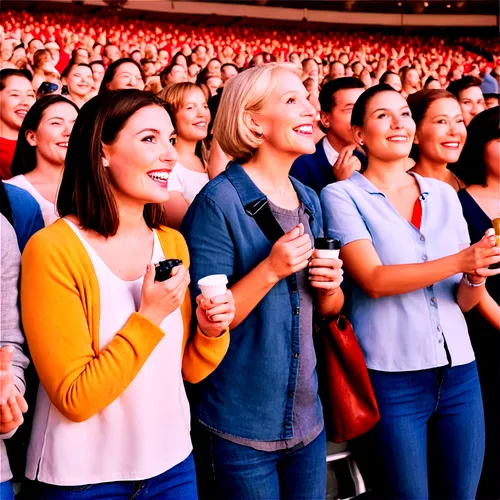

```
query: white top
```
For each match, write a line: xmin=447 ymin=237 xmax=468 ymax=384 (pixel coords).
xmin=322 ymin=137 xmax=339 ymax=167
xmin=26 ymin=219 xmax=192 ymax=485
xmin=168 ymin=162 xmax=209 ymax=204
xmin=5 ymin=175 xmax=58 ymax=227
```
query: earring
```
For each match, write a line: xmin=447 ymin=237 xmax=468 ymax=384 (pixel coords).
xmin=102 ymin=158 xmax=109 ymax=167
xmin=359 ymin=140 xmax=364 ymax=146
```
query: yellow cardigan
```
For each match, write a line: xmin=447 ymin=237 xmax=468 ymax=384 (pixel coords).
xmin=21 ymin=219 xmax=229 ymax=423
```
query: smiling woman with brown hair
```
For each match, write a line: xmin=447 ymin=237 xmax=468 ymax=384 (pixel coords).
xmin=407 ymin=88 xmax=467 ymax=191
xmin=20 ymin=90 xmax=233 ymax=499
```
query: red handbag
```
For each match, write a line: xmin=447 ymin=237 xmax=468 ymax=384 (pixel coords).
xmin=315 ymin=315 xmax=380 ymax=443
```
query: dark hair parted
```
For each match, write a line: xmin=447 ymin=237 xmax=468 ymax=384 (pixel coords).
xmin=57 ymin=90 xmax=169 ymax=238
xmin=0 ymin=68 xmax=32 ymax=89
xmin=447 ymin=76 xmax=482 ymax=100
xmin=98 ymin=58 xmax=145 ymax=94
xmin=380 ymin=71 xmax=399 ymax=85
xmin=407 ymin=89 xmax=458 ymax=161
xmin=451 ymin=106 xmax=500 ymax=187
xmin=350 ymin=83 xmax=398 ymax=128
xmin=61 ymin=62 xmax=92 ymax=80
xmin=10 ymin=95 xmax=79 ymax=177
xmin=319 ymin=77 xmax=365 ymax=114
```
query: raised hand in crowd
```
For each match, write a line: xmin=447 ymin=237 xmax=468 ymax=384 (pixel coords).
xmin=332 ymin=144 xmax=362 ymax=182
xmin=0 ymin=347 xmax=28 ymax=436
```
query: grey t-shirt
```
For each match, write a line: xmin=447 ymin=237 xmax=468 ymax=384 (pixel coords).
xmin=209 ymin=201 xmax=323 ymax=451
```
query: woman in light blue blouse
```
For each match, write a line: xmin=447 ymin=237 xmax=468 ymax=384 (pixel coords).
xmin=321 ymin=84 xmax=500 ymax=500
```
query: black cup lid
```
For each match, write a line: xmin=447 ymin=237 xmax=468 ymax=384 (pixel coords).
xmin=314 ymin=237 xmax=341 ymax=250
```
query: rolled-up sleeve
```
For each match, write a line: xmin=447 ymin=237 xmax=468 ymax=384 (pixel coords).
xmin=321 ymin=182 xmax=372 ymax=246
xmin=181 ymin=193 xmax=235 ymax=302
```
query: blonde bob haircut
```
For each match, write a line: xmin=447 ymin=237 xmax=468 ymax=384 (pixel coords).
xmin=213 ymin=63 xmax=301 ymax=164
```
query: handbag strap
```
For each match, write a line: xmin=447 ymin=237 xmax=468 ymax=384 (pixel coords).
xmin=244 ymin=198 xmax=285 ymax=244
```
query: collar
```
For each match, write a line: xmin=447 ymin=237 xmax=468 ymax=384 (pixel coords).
xmin=349 ymin=170 xmax=432 ymax=199
xmin=322 ymin=136 xmax=339 ymax=166
xmin=224 ymin=162 xmax=316 ymax=221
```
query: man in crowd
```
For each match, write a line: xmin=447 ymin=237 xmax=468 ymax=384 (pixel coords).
xmin=160 ymin=63 xmax=187 ymax=87
xmin=290 ymin=77 xmax=366 ymax=195
xmin=322 ymin=60 xmax=345 ymax=85
xmin=10 ymin=45 xmax=29 ymax=70
xmin=26 ymin=38 xmax=44 ymax=65
xmin=220 ymin=63 xmax=238 ymax=84
xmin=447 ymin=76 xmax=486 ymax=126
xmin=102 ymin=44 xmax=121 ymax=67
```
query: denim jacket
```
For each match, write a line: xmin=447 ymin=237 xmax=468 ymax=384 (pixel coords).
xmin=181 ymin=163 xmax=323 ymax=441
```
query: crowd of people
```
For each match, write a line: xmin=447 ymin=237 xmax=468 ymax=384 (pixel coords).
xmin=0 ymin=7 xmax=499 ymax=500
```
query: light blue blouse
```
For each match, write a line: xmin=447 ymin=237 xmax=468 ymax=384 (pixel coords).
xmin=321 ymin=171 xmax=475 ymax=372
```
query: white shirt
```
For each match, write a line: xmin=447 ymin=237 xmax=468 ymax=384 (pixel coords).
xmin=5 ymin=175 xmax=58 ymax=227
xmin=322 ymin=137 xmax=339 ymax=167
xmin=168 ymin=162 xmax=209 ymax=204
xmin=26 ymin=220 xmax=192 ymax=485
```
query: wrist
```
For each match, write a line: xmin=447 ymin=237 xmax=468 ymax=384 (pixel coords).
xmin=262 ymin=258 xmax=281 ymax=286
xmin=199 ymin=325 xmax=225 ymax=338
xmin=462 ymin=273 xmax=486 ymax=288
xmin=138 ymin=307 xmax=163 ymax=326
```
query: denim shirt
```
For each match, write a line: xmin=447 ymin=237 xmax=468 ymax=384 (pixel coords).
xmin=321 ymin=171 xmax=475 ymax=372
xmin=181 ymin=163 xmax=324 ymax=441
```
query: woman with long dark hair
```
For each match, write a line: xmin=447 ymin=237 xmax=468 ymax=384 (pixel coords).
xmin=321 ymin=84 xmax=499 ymax=499
xmin=21 ymin=90 xmax=234 ymax=499
xmin=6 ymin=94 xmax=78 ymax=226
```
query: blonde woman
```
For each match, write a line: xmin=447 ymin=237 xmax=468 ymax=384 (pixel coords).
xmin=182 ymin=63 xmax=344 ymax=500
xmin=158 ymin=83 xmax=210 ymax=229
xmin=21 ymin=90 xmax=234 ymax=499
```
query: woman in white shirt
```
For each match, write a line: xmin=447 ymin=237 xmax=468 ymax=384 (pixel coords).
xmin=6 ymin=95 xmax=78 ymax=226
xmin=158 ymin=83 xmax=210 ymax=229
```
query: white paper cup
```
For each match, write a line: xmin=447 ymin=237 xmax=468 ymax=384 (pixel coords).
xmin=314 ymin=249 xmax=340 ymax=260
xmin=198 ymin=274 xmax=228 ymax=299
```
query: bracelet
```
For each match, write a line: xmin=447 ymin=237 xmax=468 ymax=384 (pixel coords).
xmin=462 ymin=273 xmax=486 ymax=288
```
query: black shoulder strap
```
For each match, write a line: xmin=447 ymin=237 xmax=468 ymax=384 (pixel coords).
xmin=244 ymin=198 xmax=285 ymax=245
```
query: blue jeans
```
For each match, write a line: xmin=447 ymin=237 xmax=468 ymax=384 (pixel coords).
xmin=194 ymin=425 xmax=326 ymax=500
xmin=40 ymin=453 xmax=197 ymax=499
xmin=0 ymin=480 xmax=14 ymax=500
xmin=368 ymin=361 xmax=485 ymax=500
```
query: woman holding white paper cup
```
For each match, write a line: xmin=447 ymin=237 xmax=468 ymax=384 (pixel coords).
xmin=182 ymin=63 xmax=344 ymax=500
